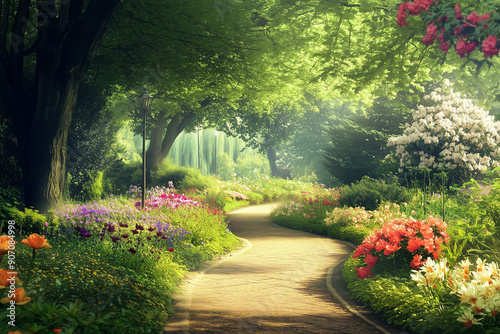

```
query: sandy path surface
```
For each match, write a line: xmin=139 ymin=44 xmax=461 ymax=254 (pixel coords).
xmin=165 ymin=203 xmax=399 ymax=334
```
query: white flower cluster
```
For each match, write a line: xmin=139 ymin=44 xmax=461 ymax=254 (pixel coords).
xmin=411 ymin=257 xmax=500 ymax=327
xmin=388 ymin=80 xmax=500 ymax=175
xmin=278 ymin=201 xmax=303 ymax=216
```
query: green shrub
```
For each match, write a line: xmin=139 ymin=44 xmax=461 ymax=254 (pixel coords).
xmin=343 ymin=256 xmax=461 ymax=334
xmin=9 ymin=207 xmax=47 ymax=234
xmin=245 ymin=191 xmax=264 ymax=204
xmin=339 ymin=177 xmax=411 ymax=210
xmin=103 ymin=160 xmax=142 ymax=195
xmin=0 ymin=187 xmax=21 ymax=226
xmin=152 ymin=162 xmax=215 ymax=191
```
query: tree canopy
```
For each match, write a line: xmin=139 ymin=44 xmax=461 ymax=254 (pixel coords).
xmin=3 ymin=0 xmax=500 ymax=211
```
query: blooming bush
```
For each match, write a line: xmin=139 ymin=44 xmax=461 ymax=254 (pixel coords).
xmin=388 ymin=80 xmax=500 ymax=182
xmin=276 ymin=191 xmax=340 ymax=221
xmin=134 ymin=192 xmax=199 ymax=210
xmin=397 ymin=0 xmax=500 ymax=59
xmin=325 ymin=207 xmax=373 ymax=228
xmin=411 ymin=257 xmax=500 ymax=329
xmin=353 ymin=216 xmax=449 ymax=279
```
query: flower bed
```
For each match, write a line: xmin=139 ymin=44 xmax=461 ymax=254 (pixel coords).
xmin=0 ymin=186 xmax=239 ymax=333
xmin=272 ymin=177 xmax=500 ymax=333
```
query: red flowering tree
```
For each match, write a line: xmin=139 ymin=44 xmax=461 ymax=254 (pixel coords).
xmin=397 ymin=0 xmax=500 ymax=59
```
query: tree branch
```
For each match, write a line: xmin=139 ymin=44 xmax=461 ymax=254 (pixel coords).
xmin=9 ymin=0 xmax=30 ymax=86
xmin=63 ymin=0 xmax=122 ymax=72
xmin=0 ymin=0 xmax=10 ymax=60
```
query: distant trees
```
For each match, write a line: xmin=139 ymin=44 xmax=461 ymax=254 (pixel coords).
xmin=324 ymin=97 xmax=412 ymax=185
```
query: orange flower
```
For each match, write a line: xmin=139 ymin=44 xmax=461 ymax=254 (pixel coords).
xmin=21 ymin=234 xmax=52 ymax=249
xmin=53 ymin=329 xmax=62 ymax=333
xmin=8 ymin=331 xmax=24 ymax=334
xmin=1 ymin=287 xmax=31 ymax=305
xmin=0 ymin=269 xmax=20 ymax=289
xmin=0 ymin=234 xmax=15 ymax=256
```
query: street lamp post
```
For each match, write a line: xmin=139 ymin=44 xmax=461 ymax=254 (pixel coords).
xmin=139 ymin=89 xmax=153 ymax=210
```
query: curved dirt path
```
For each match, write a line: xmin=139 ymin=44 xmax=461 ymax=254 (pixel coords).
xmin=165 ymin=204 xmax=402 ymax=334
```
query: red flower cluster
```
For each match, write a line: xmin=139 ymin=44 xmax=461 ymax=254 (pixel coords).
xmin=353 ymin=216 xmax=449 ymax=279
xmin=482 ymin=35 xmax=499 ymax=58
xmin=397 ymin=0 xmax=434 ymax=27
xmin=397 ymin=1 xmax=498 ymax=59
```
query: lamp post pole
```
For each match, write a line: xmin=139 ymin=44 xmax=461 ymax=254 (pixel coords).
xmin=139 ymin=89 xmax=153 ymax=210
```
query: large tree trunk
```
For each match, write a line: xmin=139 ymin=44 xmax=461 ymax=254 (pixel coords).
xmin=0 ymin=0 xmax=122 ymax=212
xmin=146 ymin=111 xmax=196 ymax=183
xmin=267 ymin=147 xmax=279 ymax=178
xmin=19 ymin=78 xmax=80 ymax=211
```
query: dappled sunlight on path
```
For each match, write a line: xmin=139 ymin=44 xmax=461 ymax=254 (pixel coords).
xmin=165 ymin=203 xmax=394 ymax=334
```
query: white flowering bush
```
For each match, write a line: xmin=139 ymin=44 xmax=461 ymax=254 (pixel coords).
xmin=388 ymin=80 xmax=500 ymax=182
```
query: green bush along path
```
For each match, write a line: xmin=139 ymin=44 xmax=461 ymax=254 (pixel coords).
xmin=165 ymin=203 xmax=401 ymax=333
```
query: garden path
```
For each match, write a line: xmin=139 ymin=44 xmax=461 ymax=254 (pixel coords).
xmin=164 ymin=203 xmax=408 ymax=334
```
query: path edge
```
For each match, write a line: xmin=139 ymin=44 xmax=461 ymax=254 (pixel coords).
xmin=326 ymin=239 xmax=392 ymax=334
xmin=163 ymin=236 xmax=254 ymax=333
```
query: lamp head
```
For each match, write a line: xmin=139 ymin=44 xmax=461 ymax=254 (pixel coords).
xmin=139 ymin=89 xmax=153 ymax=110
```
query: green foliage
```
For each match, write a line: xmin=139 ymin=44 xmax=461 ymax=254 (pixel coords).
xmin=338 ymin=177 xmax=412 ymax=210
xmin=324 ymin=96 xmax=411 ymax=185
xmin=439 ymin=174 xmax=500 ymax=265
xmin=67 ymin=84 xmax=125 ymax=201
xmin=102 ymin=161 xmax=142 ymax=196
xmin=234 ymin=154 xmax=271 ymax=180
xmin=342 ymin=257 xmax=461 ymax=334
xmin=9 ymin=207 xmax=47 ymax=235
xmin=0 ymin=187 xmax=21 ymax=224
xmin=0 ymin=117 xmax=22 ymax=190
xmin=275 ymin=99 xmax=338 ymax=183
xmin=152 ymin=162 xmax=216 ymax=191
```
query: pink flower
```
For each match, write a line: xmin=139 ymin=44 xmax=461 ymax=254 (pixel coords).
xmin=422 ymin=23 xmax=438 ymax=46
xmin=454 ymin=26 xmax=465 ymax=36
xmin=438 ymin=31 xmax=445 ymax=43
xmin=454 ymin=4 xmax=462 ymax=20
xmin=407 ymin=2 xmax=422 ymax=16
xmin=456 ymin=39 xmax=476 ymax=57
xmin=466 ymin=11 xmax=489 ymax=26
xmin=414 ymin=0 xmax=433 ymax=11
xmin=397 ymin=3 xmax=409 ymax=27
xmin=439 ymin=41 xmax=450 ymax=53
xmin=482 ymin=35 xmax=499 ymax=58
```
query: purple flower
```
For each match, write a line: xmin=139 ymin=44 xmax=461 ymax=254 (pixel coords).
xmin=110 ymin=236 xmax=120 ymax=242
